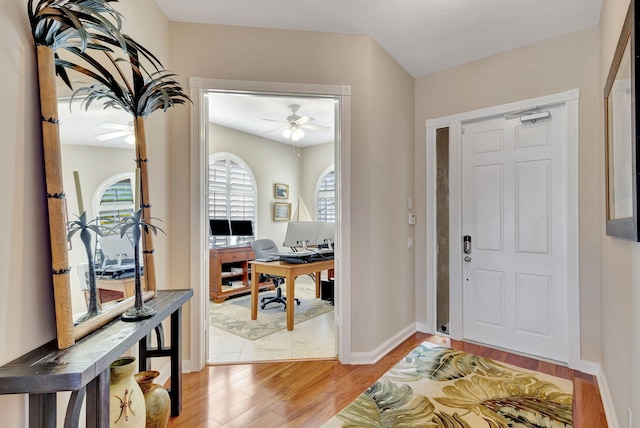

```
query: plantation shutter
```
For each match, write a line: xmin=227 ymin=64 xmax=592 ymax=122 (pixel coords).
xmin=208 ymin=156 xmax=256 ymax=246
xmin=98 ymin=178 xmax=135 ymax=233
xmin=316 ymin=170 xmax=335 ymax=222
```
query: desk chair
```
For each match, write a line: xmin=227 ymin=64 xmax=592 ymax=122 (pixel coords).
xmin=252 ymin=239 xmax=300 ymax=310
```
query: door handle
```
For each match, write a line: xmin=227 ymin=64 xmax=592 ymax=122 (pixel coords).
xmin=463 ymin=235 xmax=471 ymax=254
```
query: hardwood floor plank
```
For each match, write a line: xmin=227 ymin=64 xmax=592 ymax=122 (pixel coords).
xmin=168 ymin=333 xmax=607 ymax=427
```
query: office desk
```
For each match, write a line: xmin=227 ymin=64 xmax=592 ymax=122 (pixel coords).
xmin=250 ymin=259 xmax=334 ymax=330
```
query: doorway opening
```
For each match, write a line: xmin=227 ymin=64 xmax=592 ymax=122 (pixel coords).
xmin=206 ymin=92 xmax=337 ymax=363
xmin=188 ymin=78 xmax=352 ymax=370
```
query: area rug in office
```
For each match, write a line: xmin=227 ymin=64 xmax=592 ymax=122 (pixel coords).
xmin=209 ymin=281 xmax=333 ymax=341
xmin=322 ymin=341 xmax=573 ymax=428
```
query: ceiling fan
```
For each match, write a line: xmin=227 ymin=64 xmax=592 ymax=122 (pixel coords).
xmin=95 ymin=121 xmax=135 ymax=144
xmin=263 ymin=104 xmax=330 ymax=142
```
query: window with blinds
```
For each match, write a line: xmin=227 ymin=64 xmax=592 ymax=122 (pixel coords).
xmin=98 ymin=178 xmax=135 ymax=234
xmin=209 ymin=155 xmax=256 ymax=246
xmin=316 ymin=170 xmax=335 ymax=222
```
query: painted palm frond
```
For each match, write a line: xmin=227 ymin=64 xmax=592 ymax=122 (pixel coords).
xmin=387 ymin=345 xmax=512 ymax=383
xmin=337 ymin=379 xmax=437 ymax=428
xmin=67 ymin=212 xmax=103 ymax=241
xmin=29 ymin=0 xmax=126 ymax=89
xmin=117 ymin=210 xmax=165 ymax=238
xmin=57 ymin=34 xmax=190 ymax=117
xmin=28 ymin=0 xmax=124 ymax=51
xmin=137 ymin=70 xmax=190 ymax=117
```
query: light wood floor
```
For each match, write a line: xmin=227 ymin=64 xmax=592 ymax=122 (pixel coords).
xmin=167 ymin=333 xmax=607 ymax=428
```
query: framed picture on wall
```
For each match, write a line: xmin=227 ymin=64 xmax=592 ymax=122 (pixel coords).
xmin=604 ymin=0 xmax=640 ymax=240
xmin=274 ymin=183 xmax=289 ymax=199
xmin=273 ymin=202 xmax=291 ymax=221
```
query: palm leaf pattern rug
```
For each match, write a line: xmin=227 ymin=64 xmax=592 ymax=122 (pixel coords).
xmin=322 ymin=341 xmax=573 ymax=428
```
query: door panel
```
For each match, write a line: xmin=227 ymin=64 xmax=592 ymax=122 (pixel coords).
xmin=462 ymin=103 xmax=568 ymax=362
xmin=474 ymin=165 xmax=504 ymax=252
xmin=516 ymin=160 xmax=550 ymax=254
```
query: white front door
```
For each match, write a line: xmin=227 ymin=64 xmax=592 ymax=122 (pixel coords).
xmin=461 ymin=103 xmax=568 ymax=362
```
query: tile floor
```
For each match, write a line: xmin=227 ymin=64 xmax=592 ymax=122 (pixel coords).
xmin=207 ymin=276 xmax=336 ymax=364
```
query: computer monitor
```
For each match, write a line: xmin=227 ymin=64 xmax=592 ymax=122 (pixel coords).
xmin=316 ymin=221 xmax=335 ymax=248
xmin=283 ymin=221 xmax=320 ymax=248
xmin=98 ymin=234 xmax=136 ymax=266
xmin=230 ymin=220 xmax=253 ymax=236
xmin=209 ymin=219 xmax=231 ymax=236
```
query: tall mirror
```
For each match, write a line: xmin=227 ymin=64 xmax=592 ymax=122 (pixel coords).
xmin=58 ymin=96 xmax=152 ymax=324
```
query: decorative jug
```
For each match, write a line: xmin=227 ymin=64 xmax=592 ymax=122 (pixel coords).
xmin=110 ymin=357 xmax=146 ymax=427
xmin=135 ymin=370 xmax=171 ymax=428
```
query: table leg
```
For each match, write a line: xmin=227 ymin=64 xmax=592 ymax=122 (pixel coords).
xmin=315 ymin=270 xmax=321 ymax=298
xmin=29 ymin=393 xmax=56 ymax=428
xmin=251 ymin=265 xmax=259 ymax=320
xmin=286 ymin=272 xmax=295 ymax=330
xmin=85 ymin=370 xmax=109 ymax=428
xmin=170 ymin=307 xmax=183 ymax=416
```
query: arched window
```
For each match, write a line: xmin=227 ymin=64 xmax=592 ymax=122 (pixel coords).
xmin=209 ymin=153 xmax=257 ymax=246
xmin=316 ymin=168 xmax=335 ymax=222
xmin=92 ymin=173 xmax=135 ymax=235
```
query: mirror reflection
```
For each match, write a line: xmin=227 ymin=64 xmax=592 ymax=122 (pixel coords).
xmin=58 ymin=97 xmax=143 ymax=322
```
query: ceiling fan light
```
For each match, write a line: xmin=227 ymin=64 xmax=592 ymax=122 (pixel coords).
xmin=282 ymin=128 xmax=292 ymax=139
xmin=291 ymin=128 xmax=305 ymax=141
xmin=125 ymin=135 xmax=136 ymax=145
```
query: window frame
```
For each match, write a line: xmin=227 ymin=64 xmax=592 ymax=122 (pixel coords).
xmin=315 ymin=166 xmax=336 ymax=222
xmin=208 ymin=152 xmax=257 ymax=246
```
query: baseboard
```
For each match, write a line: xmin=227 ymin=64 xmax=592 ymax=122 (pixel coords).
xmin=349 ymin=323 xmax=416 ymax=365
xmin=594 ymin=365 xmax=619 ymax=428
xmin=416 ymin=321 xmax=432 ymax=334
xmin=154 ymin=359 xmax=172 ymax=386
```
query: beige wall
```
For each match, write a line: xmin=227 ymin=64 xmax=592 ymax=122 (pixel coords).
xmin=300 ymin=142 xmax=335 ymax=218
xmin=167 ymin=22 xmax=415 ymax=352
xmin=414 ymin=24 xmax=602 ymax=365
xmin=599 ymin=0 xmax=638 ymax=426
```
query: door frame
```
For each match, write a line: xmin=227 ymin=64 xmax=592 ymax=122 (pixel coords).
xmin=425 ymin=89 xmax=580 ymax=367
xmin=188 ymin=78 xmax=352 ymax=371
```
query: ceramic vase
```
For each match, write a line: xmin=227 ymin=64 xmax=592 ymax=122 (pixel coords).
xmin=134 ymin=370 xmax=171 ymax=428
xmin=110 ymin=357 xmax=146 ymax=427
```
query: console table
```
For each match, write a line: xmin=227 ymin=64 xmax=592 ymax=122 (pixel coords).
xmin=0 ymin=289 xmax=192 ymax=428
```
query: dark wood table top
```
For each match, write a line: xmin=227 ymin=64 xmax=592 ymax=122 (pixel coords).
xmin=0 ymin=289 xmax=192 ymax=395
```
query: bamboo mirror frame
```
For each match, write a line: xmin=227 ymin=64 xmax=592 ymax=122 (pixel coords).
xmin=39 ymin=65 xmax=157 ymax=349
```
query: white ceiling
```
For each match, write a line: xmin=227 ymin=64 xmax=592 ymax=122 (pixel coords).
xmin=59 ymin=98 xmax=134 ymax=150
xmin=154 ymin=0 xmax=603 ymax=78
xmin=207 ymin=94 xmax=336 ymax=147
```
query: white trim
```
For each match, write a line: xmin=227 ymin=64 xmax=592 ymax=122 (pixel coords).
xmin=349 ymin=323 xmax=416 ymax=365
xmin=425 ymin=89 xmax=580 ymax=366
xmin=596 ymin=365 xmax=620 ymax=428
xmin=189 ymin=78 xmax=351 ymax=370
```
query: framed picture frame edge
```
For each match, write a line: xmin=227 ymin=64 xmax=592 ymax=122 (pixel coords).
xmin=604 ymin=0 xmax=640 ymax=241
xmin=273 ymin=202 xmax=292 ymax=221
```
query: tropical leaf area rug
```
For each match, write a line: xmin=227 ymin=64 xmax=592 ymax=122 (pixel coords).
xmin=209 ymin=281 xmax=333 ymax=341
xmin=322 ymin=341 xmax=573 ymax=428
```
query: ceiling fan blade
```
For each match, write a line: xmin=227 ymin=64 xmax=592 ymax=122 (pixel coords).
xmin=96 ymin=130 xmax=131 ymax=141
xmin=264 ymin=125 xmax=289 ymax=133
xmin=296 ymin=115 xmax=313 ymax=125
xmin=262 ymin=118 xmax=287 ymax=123
xmin=98 ymin=121 xmax=132 ymax=131
xmin=300 ymin=124 xmax=331 ymax=131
